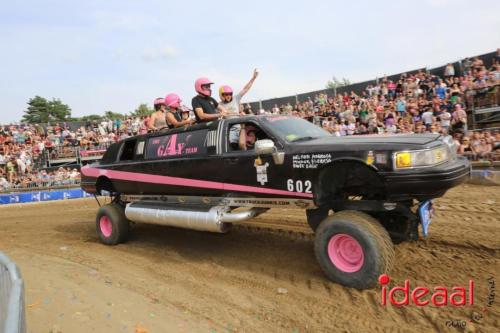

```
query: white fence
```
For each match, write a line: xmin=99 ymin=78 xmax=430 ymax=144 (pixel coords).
xmin=0 ymin=251 xmax=26 ymax=333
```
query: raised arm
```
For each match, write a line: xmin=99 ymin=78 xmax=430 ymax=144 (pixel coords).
xmin=238 ymin=69 xmax=259 ymax=97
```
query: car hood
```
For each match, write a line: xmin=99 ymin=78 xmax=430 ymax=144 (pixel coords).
xmin=289 ymin=133 xmax=441 ymax=151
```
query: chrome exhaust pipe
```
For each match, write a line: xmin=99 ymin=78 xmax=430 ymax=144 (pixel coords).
xmin=220 ymin=208 xmax=268 ymax=223
xmin=125 ymin=203 xmax=266 ymax=233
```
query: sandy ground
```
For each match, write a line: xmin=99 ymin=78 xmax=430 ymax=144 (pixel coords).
xmin=0 ymin=184 xmax=499 ymax=333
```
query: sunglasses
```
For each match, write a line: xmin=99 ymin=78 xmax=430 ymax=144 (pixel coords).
xmin=222 ymin=93 xmax=233 ymax=97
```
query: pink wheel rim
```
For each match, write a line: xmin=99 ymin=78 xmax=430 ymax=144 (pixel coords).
xmin=327 ymin=234 xmax=364 ymax=273
xmin=99 ymin=216 xmax=112 ymax=238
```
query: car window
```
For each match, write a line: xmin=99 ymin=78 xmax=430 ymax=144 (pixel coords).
xmin=119 ymin=140 xmax=136 ymax=161
xmin=145 ymin=129 xmax=208 ymax=159
xmin=227 ymin=122 xmax=269 ymax=152
xmin=261 ymin=116 xmax=331 ymax=142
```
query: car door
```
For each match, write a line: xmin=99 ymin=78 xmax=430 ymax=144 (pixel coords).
xmin=144 ymin=127 xmax=225 ymax=196
xmin=110 ymin=138 xmax=142 ymax=194
xmin=222 ymin=120 xmax=289 ymax=198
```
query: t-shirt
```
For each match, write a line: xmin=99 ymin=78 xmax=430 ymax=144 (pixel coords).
xmin=346 ymin=123 xmax=356 ymax=135
xmin=192 ymin=95 xmax=218 ymax=123
xmin=440 ymin=112 xmax=451 ymax=127
xmin=219 ymin=93 xmax=242 ymax=119
xmin=436 ymin=86 xmax=446 ymax=100
xmin=396 ymin=100 xmax=406 ymax=112
xmin=422 ymin=111 xmax=434 ymax=125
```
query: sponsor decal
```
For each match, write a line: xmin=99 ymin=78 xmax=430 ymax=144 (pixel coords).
xmin=292 ymin=153 xmax=332 ymax=169
xmin=230 ymin=199 xmax=291 ymax=206
xmin=31 ymin=192 xmax=41 ymax=202
xmin=294 ymin=200 xmax=311 ymax=208
xmin=265 ymin=116 xmax=288 ymax=122
xmin=254 ymin=160 xmax=270 ymax=185
xmin=147 ymin=132 xmax=206 ymax=159
xmin=366 ymin=151 xmax=374 ymax=165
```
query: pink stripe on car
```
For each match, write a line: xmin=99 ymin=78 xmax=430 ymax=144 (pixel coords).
xmin=81 ymin=166 xmax=313 ymax=198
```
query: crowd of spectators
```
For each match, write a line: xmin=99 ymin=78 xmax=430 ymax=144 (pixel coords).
xmin=0 ymin=166 xmax=80 ymax=192
xmin=253 ymin=53 xmax=500 ymax=160
xmin=0 ymin=118 xmax=150 ymax=191
xmin=1 ymin=51 xmax=499 ymax=192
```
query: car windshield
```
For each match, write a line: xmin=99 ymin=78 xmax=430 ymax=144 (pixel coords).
xmin=261 ymin=116 xmax=331 ymax=142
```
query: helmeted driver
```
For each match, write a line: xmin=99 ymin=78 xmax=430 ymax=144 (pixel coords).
xmin=238 ymin=124 xmax=257 ymax=151
xmin=191 ymin=77 xmax=227 ymax=123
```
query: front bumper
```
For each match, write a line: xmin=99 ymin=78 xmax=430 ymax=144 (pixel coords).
xmin=380 ymin=157 xmax=470 ymax=201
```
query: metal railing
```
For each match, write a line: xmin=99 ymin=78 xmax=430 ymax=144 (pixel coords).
xmin=0 ymin=251 xmax=26 ymax=333
xmin=45 ymin=142 xmax=112 ymax=167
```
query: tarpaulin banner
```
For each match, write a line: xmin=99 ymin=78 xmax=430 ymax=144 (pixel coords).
xmin=0 ymin=188 xmax=92 ymax=205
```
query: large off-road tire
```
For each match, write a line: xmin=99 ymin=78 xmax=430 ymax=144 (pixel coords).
xmin=96 ymin=203 xmax=130 ymax=245
xmin=314 ymin=210 xmax=394 ymax=289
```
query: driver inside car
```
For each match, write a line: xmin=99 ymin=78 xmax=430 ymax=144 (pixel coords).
xmin=238 ymin=124 xmax=258 ymax=151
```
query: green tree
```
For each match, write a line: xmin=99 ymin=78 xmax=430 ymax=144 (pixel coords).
xmin=22 ymin=96 xmax=72 ymax=123
xmin=325 ymin=76 xmax=351 ymax=90
xmin=104 ymin=110 xmax=126 ymax=120
xmin=78 ymin=114 xmax=104 ymax=122
xmin=131 ymin=103 xmax=153 ymax=117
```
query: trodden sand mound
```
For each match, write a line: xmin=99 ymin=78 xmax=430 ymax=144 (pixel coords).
xmin=0 ymin=184 xmax=498 ymax=333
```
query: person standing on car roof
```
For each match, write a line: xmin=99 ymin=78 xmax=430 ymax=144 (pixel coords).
xmin=164 ymin=93 xmax=195 ymax=128
xmin=192 ymin=77 xmax=227 ymax=123
xmin=149 ymin=97 xmax=168 ymax=131
xmin=218 ymin=69 xmax=259 ymax=118
xmin=220 ymin=69 xmax=259 ymax=147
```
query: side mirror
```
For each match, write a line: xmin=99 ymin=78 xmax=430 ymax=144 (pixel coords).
xmin=254 ymin=139 xmax=275 ymax=155
xmin=254 ymin=139 xmax=285 ymax=165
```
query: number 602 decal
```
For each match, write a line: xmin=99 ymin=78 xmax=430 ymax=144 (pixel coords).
xmin=287 ymin=179 xmax=312 ymax=193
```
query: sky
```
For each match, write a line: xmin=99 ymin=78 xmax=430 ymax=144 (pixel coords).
xmin=1 ymin=0 xmax=499 ymax=123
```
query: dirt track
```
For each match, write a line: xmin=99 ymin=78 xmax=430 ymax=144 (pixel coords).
xmin=0 ymin=184 xmax=499 ymax=333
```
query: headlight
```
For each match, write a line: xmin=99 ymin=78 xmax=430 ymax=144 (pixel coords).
xmin=394 ymin=145 xmax=450 ymax=169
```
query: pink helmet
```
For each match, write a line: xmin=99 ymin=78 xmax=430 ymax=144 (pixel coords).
xmin=164 ymin=93 xmax=181 ymax=109
xmin=153 ymin=97 xmax=165 ymax=106
xmin=195 ymin=77 xmax=213 ymax=96
xmin=219 ymin=85 xmax=233 ymax=100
